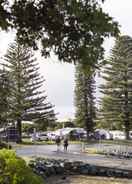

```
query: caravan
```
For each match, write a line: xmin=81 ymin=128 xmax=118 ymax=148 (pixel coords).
xmin=109 ymin=130 xmax=125 ymax=140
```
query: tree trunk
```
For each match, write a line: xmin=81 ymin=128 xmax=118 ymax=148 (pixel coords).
xmin=125 ymin=125 xmax=130 ymax=140
xmin=124 ymin=110 xmax=130 ymax=140
xmin=85 ymin=117 xmax=89 ymax=142
xmin=16 ymin=118 xmax=22 ymax=143
xmin=124 ymin=73 xmax=130 ymax=140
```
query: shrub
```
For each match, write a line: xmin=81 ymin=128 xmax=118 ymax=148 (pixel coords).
xmin=0 ymin=141 xmax=11 ymax=149
xmin=0 ymin=149 xmax=44 ymax=184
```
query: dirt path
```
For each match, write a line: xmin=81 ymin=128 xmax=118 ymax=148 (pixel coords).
xmin=45 ymin=175 xmax=132 ymax=184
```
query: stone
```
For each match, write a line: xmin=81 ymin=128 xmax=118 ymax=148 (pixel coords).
xmin=28 ymin=157 xmax=131 ymax=179
xmin=106 ymin=169 xmax=114 ymax=177
xmin=89 ymin=165 xmax=98 ymax=175
xmin=79 ymin=166 xmax=89 ymax=175
xmin=98 ymin=168 xmax=107 ymax=176
xmin=64 ymin=162 xmax=72 ymax=170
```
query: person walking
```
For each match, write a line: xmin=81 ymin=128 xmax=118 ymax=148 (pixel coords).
xmin=63 ymin=137 xmax=69 ymax=152
xmin=55 ymin=136 xmax=61 ymax=152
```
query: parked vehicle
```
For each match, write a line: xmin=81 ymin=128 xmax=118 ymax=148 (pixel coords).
xmin=47 ymin=132 xmax=57 ymax=140
xmin=109 ymin=130 xmax=125 ymax=140
xmin=30 ymin=132 xmax=49 ymax=141
xmin=22 ymin=132 xmax=30 ymax=138
xmin=37 ymin=133 xmax=49 ymax=141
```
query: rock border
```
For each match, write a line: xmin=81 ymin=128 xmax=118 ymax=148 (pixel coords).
xmin=29 ymin=157 xmax=132 ymax=179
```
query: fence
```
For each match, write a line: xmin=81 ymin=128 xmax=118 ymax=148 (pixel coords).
xmin=83 ymin=142 xmax=132 ymax=159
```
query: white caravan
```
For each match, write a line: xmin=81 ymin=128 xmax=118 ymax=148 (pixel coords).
xmin=109 ymin=130 xmax=125 ymax=140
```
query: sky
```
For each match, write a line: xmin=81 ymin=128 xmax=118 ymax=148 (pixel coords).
xmin=0 ymin=0 xmax=132 ymax=121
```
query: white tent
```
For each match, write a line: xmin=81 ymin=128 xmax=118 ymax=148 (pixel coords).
xmin=95 ymin=129 xmax=111 ymax=139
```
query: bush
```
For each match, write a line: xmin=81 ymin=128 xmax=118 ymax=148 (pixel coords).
xmin=0 ymin=141 xmax=11 ymax=149
xmin=0 ymin=149 xmax=44 ymax=184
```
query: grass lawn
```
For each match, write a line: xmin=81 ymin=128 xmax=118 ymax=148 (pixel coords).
xmin=96 ymin=139 xmax=132 ymax=146
xmin=21 ymin=139 xmax=82 ymax=145
xmin=21 ymin=138 xmax=55 ymax=145
xmin=17 ymin=138 xmax=132 ymax=147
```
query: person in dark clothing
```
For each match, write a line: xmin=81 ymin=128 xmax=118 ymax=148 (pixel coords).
xmin=55 ymin=136 xmax=61 ymax=152
xmin=63 ymin=137 xmax=68 ymax=152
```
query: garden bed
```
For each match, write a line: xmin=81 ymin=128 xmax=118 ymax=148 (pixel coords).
xmin=29 ymin=157 xmax=132 ymax=179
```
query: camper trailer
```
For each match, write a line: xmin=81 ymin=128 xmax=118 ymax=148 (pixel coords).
xmin=109 ymin=130 xmax=125 ymax=140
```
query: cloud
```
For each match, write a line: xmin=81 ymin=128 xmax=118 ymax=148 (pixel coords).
xmin=103 ymin=0 xmax=132 ymax=35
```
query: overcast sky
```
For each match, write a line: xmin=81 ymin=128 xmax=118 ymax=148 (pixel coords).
xmin=0 ymin=0 xmax=132 ymax=121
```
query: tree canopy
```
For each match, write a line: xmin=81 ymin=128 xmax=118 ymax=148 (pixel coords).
xmin=74 ymin=64 xmax=96 ymax=139
xmin=2 ymin=39 xmax=56 ymax=142
xmin=0 ymin=0 xmax=119 ymax=67
xmin=99 ymin=35 xmax=132 ymax=139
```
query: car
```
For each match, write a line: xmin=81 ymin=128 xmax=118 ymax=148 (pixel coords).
xmin=22 ymin=132 xmax=30 ymax=138
xmin=37 ymin=133 xmax=49 ymax=141
xmin=30 ymin=132 xmax=49 ymax=142
xmin=47 ymin=132 xmax=57 ymax=141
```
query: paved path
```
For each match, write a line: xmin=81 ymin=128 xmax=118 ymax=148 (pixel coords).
xmin=14 ymin=144 xmax=132 ymax=171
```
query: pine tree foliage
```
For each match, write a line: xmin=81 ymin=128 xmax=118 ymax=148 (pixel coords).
xmin=3 ymin=40 xmax=56 ymax=142
xmin=0 ymin=68 xmax=11 ymax=127
xmin=74 ymin=64 xmax=96 ymax=138
xmin=99 ymin=35 xmax=132 ymax=139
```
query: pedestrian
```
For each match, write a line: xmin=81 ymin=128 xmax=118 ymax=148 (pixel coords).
xmin=55 ymin=136 xmax=61 ymax=152
xmin=63 ymin=137 xmax=68 ymax=152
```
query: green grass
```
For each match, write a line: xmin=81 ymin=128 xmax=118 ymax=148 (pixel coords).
xmin=21 ymin=138 xmax=84 ymax=145
xmin=20 ymin=138 xmax=55 ymax=145
xmin=97 ymin=139 xmax=132 ymax=146
xmin=21 ymin=156 xmax=32 ymax=163
xmin=79 ymin=139 xmax=132 ymax=146
xmin=16 ymin=138 xmax=132 ymax=146
xmin=69 ymin=140 xmax=82 ymax=144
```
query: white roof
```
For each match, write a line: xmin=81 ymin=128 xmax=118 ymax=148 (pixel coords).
xmin=22 ymin=121 xmax=34 ymax=125
xmin=95 ymin=129 xmax=110 ymax=135
xmin=0 ymin=128 xmax=4 ymax=132
xmin=109 ymin=130 xmax=124 ymax=133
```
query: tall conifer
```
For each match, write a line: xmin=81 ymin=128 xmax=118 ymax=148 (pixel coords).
xmin=3 ymin=40 xmax=56 ymax=142
xmin=0 ymin=68 xmax=11 ymax=127
xmin=74 ymin=64 xmax=96 ymax=139
xmin=100 ymin=36 xmax=132 ymax=139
